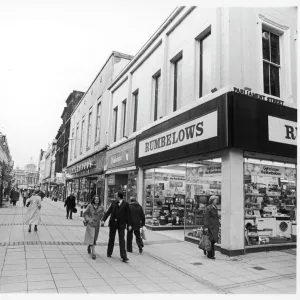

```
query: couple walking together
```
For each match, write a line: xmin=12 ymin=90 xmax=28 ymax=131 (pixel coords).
xmin=83 ymin=191 xmax=145 ymax=262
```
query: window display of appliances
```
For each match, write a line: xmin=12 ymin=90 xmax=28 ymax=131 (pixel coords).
xmin=276 ymin=219 xmax=291 ymax=238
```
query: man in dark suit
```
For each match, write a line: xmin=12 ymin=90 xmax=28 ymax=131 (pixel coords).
xmin=127 ymin=197 xmax=145 ymax=254
xmin=101 ymin=192 xmax=132 ymax=262
xmin=64 ymin=193 xmax=76 ymax=219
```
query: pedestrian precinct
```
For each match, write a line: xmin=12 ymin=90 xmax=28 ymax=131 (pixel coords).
xmin=83 ymin=195 xmax=105 ymax=260
xmin=64 ymin=192 xmax=76 ymax=219
xmin=24 ymin=185 xmax=42 ymax=232
xmin=203 ymin=195 xmax=220 ymax=259
xmin=23 ymin=189 xmax=29 ymax=207
xmin=101 ymin=192 xmax=132 ymax=263
xmin=10 ymin=187 xmax=20 ymax=206
xmin=127 ymin=197 xmax=145 ymax=254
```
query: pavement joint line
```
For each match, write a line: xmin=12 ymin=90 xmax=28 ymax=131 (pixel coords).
xmin=221 ymin=273 xmax=296 ymax=290
xmin=131 ymin=244 xmax=230 ymax=294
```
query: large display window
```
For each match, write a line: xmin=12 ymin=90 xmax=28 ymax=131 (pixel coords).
xmin=244 ymin=158 xmax=297 ymax=247
xmin=143 ymin=159 xmax=222 ymax=244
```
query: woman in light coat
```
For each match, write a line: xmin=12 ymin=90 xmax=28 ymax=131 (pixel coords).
xmin=83 ymin=195 xmax=105 ymax=260
xmin=24 ymin=185 xmax=42 ymax=232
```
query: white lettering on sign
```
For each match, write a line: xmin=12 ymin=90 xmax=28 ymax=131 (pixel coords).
xmin=268 ymin=116 xmax=297 ymax=146
xmin=139 ymin=110 xmax=218 ymax=158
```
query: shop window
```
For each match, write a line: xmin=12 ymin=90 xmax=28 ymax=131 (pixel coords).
xmin=143 ymin=159 xmax=222 ymax=245
xmin=262 ymin=28 xmax=281 ymax=97
xmin=171 ymin=52 xmax=183 ymax=112
xmin=244 ymin=158 xmax=296 ymax=248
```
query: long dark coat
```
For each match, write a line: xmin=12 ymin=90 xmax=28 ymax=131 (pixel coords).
xmin=203 ymin=204 xmax=220 ymax=242
xmin=64 ymin=195 xmax=76 ymax=209
xmin=10 ymin=190 xmax=20 ymax=201
xmin=102 ymin=201 xmax=132 ymax=229
xmin=129 ymin=202 xmax=145 ymax=231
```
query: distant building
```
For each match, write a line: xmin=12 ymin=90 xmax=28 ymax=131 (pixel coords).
xmin=13 ymin=158 xmax=38 ymax=189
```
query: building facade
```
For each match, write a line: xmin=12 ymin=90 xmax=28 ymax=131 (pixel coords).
xmin=66 ymin=51 xmax=133 ymax=203
xmin=14 ymin=159 xmax=38 ymax=189
xmin=105 ymin=7 xmax=297 ymax=255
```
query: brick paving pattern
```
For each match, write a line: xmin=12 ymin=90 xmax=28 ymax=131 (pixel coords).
xmin=0 ymin=198 xmax=296 ymax=294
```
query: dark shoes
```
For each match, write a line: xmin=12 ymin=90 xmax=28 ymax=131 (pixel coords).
xmin=70 ymin=218 xmax=73 ymax=220
xmin=34 ymin=225 xmax=37 ymax=232
xmin=87 ymin=245 xmax=91 ymax=254
xmin=139 ymin=247 xmax=143 ymax=254
xmin=28 ymin=227 xmax=31 ymax=232
xmin=92 ymin=254 xmax=96 ymax=260
xmin=127 ymin=250 xmax=132 ymax=253
xmin=107 ymin=254 xmax=111 ymax=258
xmin=203 ymin=250 xmax=207 ymax=255
xmin=122 ymin=257 xmax=129 ymax=263
xmin=207 ymin=256 xmax=215 ymax=259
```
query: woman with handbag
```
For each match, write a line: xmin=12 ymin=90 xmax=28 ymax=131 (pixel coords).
xmin=203 ymin=195 xmax=220 ymax=259
xmin=64 ymin=192 xmax=76 ymax=219
xmin=24 ymin=185 xmax=42 ymax=232
xmin=83 ymin=195 xmax=105 ymax=260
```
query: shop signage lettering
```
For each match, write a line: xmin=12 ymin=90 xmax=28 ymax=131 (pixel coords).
xmin=69 ymin=160 xmax=96 ymax=175
xmin=107 ymin=140 xmax=135 ymax=169
xmin=187 ymin=165 xmax=222 ymax=178
xmin=233 ymin=87 xmax=284 ymax=105
xmin=268 ymin=116 xmax=297 ymax=146
xmin=139 ymin=111 xmax=218 ymax=158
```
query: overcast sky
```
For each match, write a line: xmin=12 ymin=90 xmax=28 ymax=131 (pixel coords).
xmin=0 ymin=0 xmax=175 ymax=168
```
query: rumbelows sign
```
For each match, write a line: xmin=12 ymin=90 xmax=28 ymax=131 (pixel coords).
xmin=268 ymin=116 xmax=297 ymax=146
xmin=139 ymin=110 xmax=218 ymax=158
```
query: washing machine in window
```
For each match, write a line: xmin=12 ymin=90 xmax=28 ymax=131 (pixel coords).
xmin=276 ymin=219 xmax=291 ymax=238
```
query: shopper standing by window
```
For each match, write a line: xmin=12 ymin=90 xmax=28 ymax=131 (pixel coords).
xmin=203 ymin=195 xmax=220 ymax=259
xmin=64 ymin=192 xmax=76 ymax=219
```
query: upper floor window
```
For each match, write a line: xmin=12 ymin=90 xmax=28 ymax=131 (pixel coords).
xmin=95 ymin=102 xmax=101 ymax=144
xmin=132 ymin=90 xmax=139 ymax=133
xmin=198 ymin=28 xmax=211 ymax=97
xmin=153 ymin=70 xmax=161 ymax=121
xmin=113 ymin=106 xmax=118 ymax=142
xmin=171 ymin=52 xmax=182 ymax=112
xmin=80 ymin=119 xmax=85 ymax=154
xmin=87 ymin=111 xmax=92 ymax=149
xmin=262 ymin=28 xmax=280 ymax=97
xmin=74 ymin=124 xmax=79 ymax=158
xmin=70 ymin=130 xmax=74 ymax=160
xmin=122 ymin=99 xmax=127 ymax=138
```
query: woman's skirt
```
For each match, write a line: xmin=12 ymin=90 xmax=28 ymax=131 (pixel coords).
xmin=84 ymin=225 xmax=100 ymax=245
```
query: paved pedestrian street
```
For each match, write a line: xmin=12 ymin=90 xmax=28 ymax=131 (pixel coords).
xmin=0 ymin=198 xmax=296 ymax=294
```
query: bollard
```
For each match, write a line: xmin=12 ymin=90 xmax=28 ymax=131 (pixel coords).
xmin=80 ymin=204 xmax=83 ymax=217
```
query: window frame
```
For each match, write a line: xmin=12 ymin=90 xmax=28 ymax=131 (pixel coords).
xmin=122 ymin=99 xmax=127 ymax=138
xmin=70 ymin=130 xmax=74 ymax=161
xmin=86 ymin=110 xmax=92 ymax=150
xmin=74 ymin=124 xmax=79 ymax=158
xmin=152 ymin=70 xmax=161 ymax=121
xmin=132 ymin=89 xmax=139 ymax=133
xmin=95 ymin=101 xmax=101 ymax=145
xmin=113 ymin=106 xmax=118 ymax=142
xmin=79 ymin=118 xmax=85 ymax=154
xmin=170 ymin=51 xmax=183 ymax=112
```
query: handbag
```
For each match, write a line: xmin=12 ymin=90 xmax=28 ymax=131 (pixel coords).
xmin=198 ymin=231 xmax=211 ymax=251
xmin=140 ymin=227 xmax=147 ymax=240
xmin=72 ymin=207 xmax=77 ymax=213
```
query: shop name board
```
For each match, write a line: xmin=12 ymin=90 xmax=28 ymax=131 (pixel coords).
xmin=233 ymin=87 xmax=284 ymax=105
xmin=107 ymin=140 xmax=135 ymax=169
xmin=69 ymin=160 xmax=96 ymax=175
xmin=268 ymin=116 xmax=297 ymax=146
xmin=187 ymin=165 xmax=222 ymax=178
xmin=139 ymin=111 xmax=218 ymax=158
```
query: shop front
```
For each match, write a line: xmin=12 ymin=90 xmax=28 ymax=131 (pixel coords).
xmin=136 ymin=90 xmax=297 ymax=255
xmin=105 ymin=139 xmax=137 ymax=209
xmin=66 ymin=151 xmax=106 ymax=205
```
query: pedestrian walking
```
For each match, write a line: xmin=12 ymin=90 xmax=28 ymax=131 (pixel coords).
xmin=83 ymin=195 xmax=105 ymax=260
xmin=127 ymin=197 xmax=145 ymax=254
xmin=64 ymin=192 xmax=76 ymax=219
xmin=101 ymin=192 xmax=132 ymax=263
xmin=10 ymin=187 xmax=20 ymax=206
xmin=23 ymin=189 xmax=29 ymax=207
xmin=203 ymin=195 xmax=220 ymax=259
xmin=24 ymin=185 xmax=42 ymax=232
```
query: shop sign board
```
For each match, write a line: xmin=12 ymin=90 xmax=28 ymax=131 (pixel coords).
xmin=268 ymin=116 xmax=297 ymax=146
xmin=139 ymin=111 xmax=218 ymax=158
xmin=244 ymin=162 xmax=296 ymax=181
xmin=186 ymin=164 xmax=221 ymax=178
xmin=107 ymin=140 xmax=135 ymax=169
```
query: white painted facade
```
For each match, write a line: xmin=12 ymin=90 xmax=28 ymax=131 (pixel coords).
xmin=107 ymin=7 xmax=297 ymax=148
xmin=67 ymin=52 xmax=132 ymax=166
